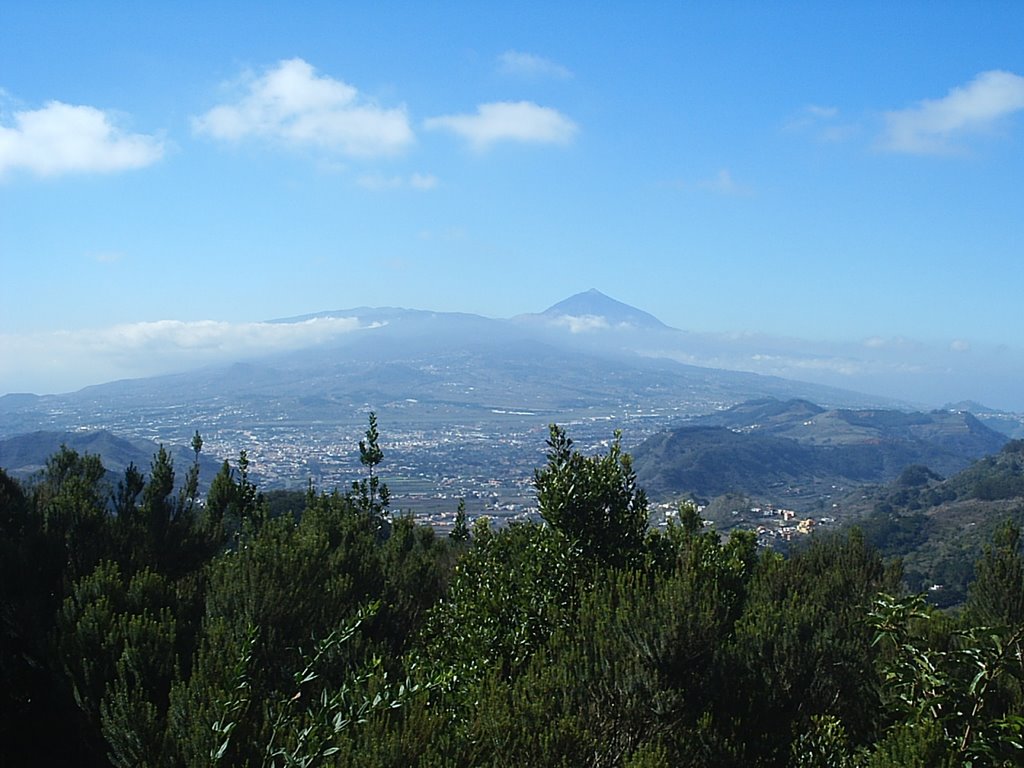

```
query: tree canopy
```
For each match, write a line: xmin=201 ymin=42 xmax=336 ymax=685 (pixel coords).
xmin=2 ymin=419 xmax=1024 ymax=766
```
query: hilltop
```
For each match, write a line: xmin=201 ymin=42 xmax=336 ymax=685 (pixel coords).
xmin=524 ymin=288 xmax=674 ymax=331
xmin=0 ymin=430 xmax=224 ymax=489
xmin=632 ymin=398 xmax=1008 ymax=507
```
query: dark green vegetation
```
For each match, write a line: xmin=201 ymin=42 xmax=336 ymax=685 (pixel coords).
xmin=3 ymin=418 xmax=1024 ymax=766
xmin=855 ymin=439 xmax=1024 ymax=607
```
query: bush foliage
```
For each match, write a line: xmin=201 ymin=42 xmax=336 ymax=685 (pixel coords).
xmin=2 ymin=415 xmax=1024 ymax=766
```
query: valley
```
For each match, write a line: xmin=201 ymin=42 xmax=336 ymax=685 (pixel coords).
xmin=2 ymin=292 xmax=1021 ymax=536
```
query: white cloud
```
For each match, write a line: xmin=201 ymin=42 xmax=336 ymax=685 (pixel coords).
xmin=862 ymin=336 xmax=915 ymax=350
xmin=951 ymin=339 xmax=971 ymax=352
xmin=357 ymin=172 xmax=438 ymax=190
xmin=498 ymin=51 xmax=573 ymax=79
xmin=98 ymin=317 xmax=368 ymax=354
xmin=785 ymin=104 xmax=839 ymax=131
xmin=193 ymin=58 xmax=414 ymax=157
xmin=664 ymin=169 xmax=752 ymax=196
xmin=805 ymin=104 xmax=839 ymax=119
xmin=409 ymin=172 xmax=438 ymax=190
xmin=881 ymin=70 xmax=1024 ymax=154
xmin=699 ymin=169 xmax=751 ymax=196
xmin=0 ymin=317 xmax=374 ymax=394
xmin=424 ymin=101 xmax=578 ymax=150
xmin=92 ymin=251 xmax=126 ymax=264
xmin=550 ymin=314 xmax=609 ymax=333
xmin=785 ymin=104 xmax=859 ymax=143
xmin=0 ymin=100 xmax=164 ymax=178
xmin=749 ymin=353 xmax=869 ymax=377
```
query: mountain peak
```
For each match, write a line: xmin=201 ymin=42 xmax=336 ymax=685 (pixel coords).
xmin=541 ymin=290 xmax=672 ymax=330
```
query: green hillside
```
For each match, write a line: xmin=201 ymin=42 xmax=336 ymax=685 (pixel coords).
xmin=853 ymin=440 xmax=1024 ymax=606
xmin=633 ymin=399 xmax=1007 ymax=507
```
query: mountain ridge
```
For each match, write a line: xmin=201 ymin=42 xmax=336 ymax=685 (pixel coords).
xmin=0 ymin=429 xmax=224 ymax=488
xmin=632 ymin=398 xmax=1009 ymax=506
xmin=1 ymin=292 xmax=1017 ymax=505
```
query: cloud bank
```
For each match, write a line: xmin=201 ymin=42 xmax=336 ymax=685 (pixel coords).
xmin=0 ymin=100 xmax=164 ymax=178
xmin=0 ymin=317 xmax=372 ymax=394
xmin=549 ymin=314 xmax=611 ymax=334
xmin=882 ymin=70 xmax=1024 ymax=154
xmin=193 ymin=58 xmax=414 ymax=157
xmin=425 ymin=101 xmax=578 ymax=150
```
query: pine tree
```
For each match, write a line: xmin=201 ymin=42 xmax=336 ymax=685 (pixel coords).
xmin=449 ymin=499 xmax=470 ymax=543
xmin=352 ymin=412 xmax=390 ymax=529
xmin=966 ymin=518 xmax=1024 ymax=627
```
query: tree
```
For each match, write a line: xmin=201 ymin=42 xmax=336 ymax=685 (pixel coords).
xmin=111 ymin=463 xmax=145 ymax=522
xmin=421 ymin=520 xmax=579 ymax=682
xmin=352 ymin=412 xmax=390 ymax=529
xmin=0 ymin=468 xmax=90 ymax=764
xmin=34 ymin=445 xmax=111 ymax=583
xmin=57 ymin=561 xmax=181 ymax=766
xmin=867 ymin=592 xmax=1024 ymax=765
xmin=177 ymin=431 xmax=203 ymax=518
xmin=966 ymin=518 xmax=1024 ymax=627
xmin=140 ymin=446 xmax=176 ymax=562
xmin=136 ymin=445 xmax=211 ymax=577
xmin=449 ymin=499 xmax=470 ymax=544
xmin=724 ymin=531 xmax=895 ymax=764
xmin=202 ymin=451 xmax=264 ymax=546
xmin=534 ymin=424 xmax=648 ymax=568
xmin=204 ymin=460 xmax=237 ymax=539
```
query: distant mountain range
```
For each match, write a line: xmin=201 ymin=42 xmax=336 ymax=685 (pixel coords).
xmin=0 ymin=291 xmax=1020 ymax=500
xmin=0 ymin=430 xmax=224 ymax=488
xmin=632 ymin=398 xmax=1009 ymax=505
xmin=0 ymin=291 xmax=912 ymax=439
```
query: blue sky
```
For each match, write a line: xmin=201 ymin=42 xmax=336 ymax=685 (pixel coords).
xmin=2 ymin=2 xmax=1023 ymax=408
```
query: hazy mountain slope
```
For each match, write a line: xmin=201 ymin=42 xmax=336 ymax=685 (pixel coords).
xmin=0 ymin=430 xmax=223 ymax=487
xmin=0 ymin=298 xmax=906 ymax=443
xmin=0 ymin=294 xmax=938 ymax=500
xmin=690 ymin=398 xmax=1004 ymax=456
xmin=633 ymin=398 xmax=1009 ymax=502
